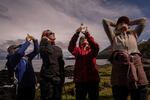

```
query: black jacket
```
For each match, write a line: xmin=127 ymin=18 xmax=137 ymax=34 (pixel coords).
xmin=40 ymin=38 xmax=65 ymax=83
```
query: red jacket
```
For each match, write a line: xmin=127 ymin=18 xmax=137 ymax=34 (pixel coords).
xmin=68 ymin=32 xmax=100 ymax=82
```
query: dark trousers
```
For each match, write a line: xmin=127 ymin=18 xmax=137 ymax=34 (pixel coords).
xmin=40 ymin=79 xmax=63 ymax=100
xmin=112 ymin=86 xmax=148 ymax=100
xmin=75 ymin=82 xmax=99 ymax=100
xmin=16 ymin=86 xmax=35 ymax=100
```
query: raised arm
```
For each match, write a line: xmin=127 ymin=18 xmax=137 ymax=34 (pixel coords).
xmin=102 ymin=18 xmax=116 ymax=44
xmin=129 ymin=17 xmax=146 ymax=37
xmin=68 ymin=32 xmax=79 ymax=56
xmin=26 ymin=39 xmax=39 ymax=60
xmin=17 ymin=40 xmax=30 ymax=56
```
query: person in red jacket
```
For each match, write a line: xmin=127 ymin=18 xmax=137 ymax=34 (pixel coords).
xmin=68 ymin=26 xmax=100 ymax=100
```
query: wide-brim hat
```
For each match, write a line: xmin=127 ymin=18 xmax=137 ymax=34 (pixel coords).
xmin=116 ymin=16 xmax=130 ymax=25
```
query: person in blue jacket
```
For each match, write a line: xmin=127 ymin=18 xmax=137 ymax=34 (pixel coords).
xmin=6 ymin=34 xmax=39 ymax=100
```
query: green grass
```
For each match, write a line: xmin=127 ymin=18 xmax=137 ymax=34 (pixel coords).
xmin=99 ymin=64 xmax=112 ymax=99
xmin=98 ymin=64 xmax=112 ymax=76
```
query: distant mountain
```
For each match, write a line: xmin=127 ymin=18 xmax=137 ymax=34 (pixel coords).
xmin=138 ymin=39 xmax=150 ymax=58
xmin=56 ymin=41 xmax=68 ymax=50
xmin=0 ymin=48 xmax=7 ymax=59
xmin=0 ymin=39 xmax=69 ymax=59
xmin=0 ymin=39 xmax=26 ymax=59
xmin=0 ymin=39 xmax=149 ymax=60
xmin=97 ymin=46 xmax=111 ymax=59
xmin=98 ymin=39 xmax=150 ymax=59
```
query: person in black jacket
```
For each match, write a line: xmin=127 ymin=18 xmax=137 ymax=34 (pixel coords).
xmin=6 ymin=34 xmax=39 ymax=100
xmin=39 ymin=30 xmax=65 ymax=100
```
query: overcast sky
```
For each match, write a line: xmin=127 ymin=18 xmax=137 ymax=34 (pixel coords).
xmin=0 ymin=0 xmax=150 ymax=50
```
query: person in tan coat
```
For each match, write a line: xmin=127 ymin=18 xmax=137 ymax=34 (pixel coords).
xmin=102 ymin=16 xmax=148 ymax=100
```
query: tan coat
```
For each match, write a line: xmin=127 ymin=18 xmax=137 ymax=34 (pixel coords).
xmin=102 ymin=17 xmax=148 ymax=87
